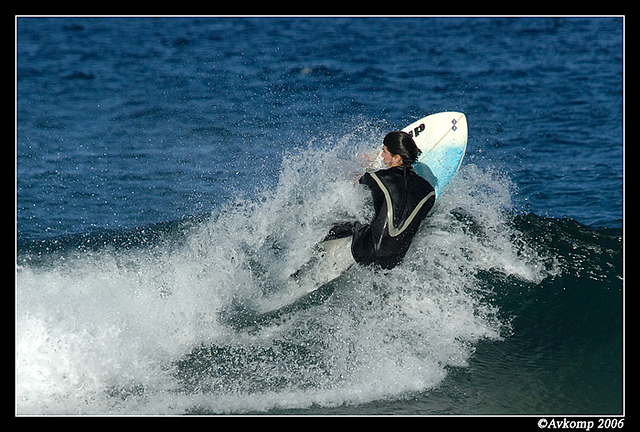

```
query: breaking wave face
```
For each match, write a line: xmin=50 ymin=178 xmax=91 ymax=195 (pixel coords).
xmin=16 ymin=125 xmax=553 ymax=414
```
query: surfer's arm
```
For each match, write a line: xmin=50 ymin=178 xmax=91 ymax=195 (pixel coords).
xmin=352 ymin=150 xmax=382 ymax=184
xmin=353 ymin=169 xmax=374 ymax=186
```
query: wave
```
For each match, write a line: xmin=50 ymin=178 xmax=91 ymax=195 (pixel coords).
xmin=15 ymin=129 xmax=622 ymax=414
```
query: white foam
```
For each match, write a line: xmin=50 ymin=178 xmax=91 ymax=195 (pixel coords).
xmin=16 ymin=123 xmax=552 ymax=414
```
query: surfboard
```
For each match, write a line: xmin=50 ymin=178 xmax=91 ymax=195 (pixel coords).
xmin=404 ymin=111 xmax=468 ymax=200
xmin=226 ymin=112 xmax=467 ymax=326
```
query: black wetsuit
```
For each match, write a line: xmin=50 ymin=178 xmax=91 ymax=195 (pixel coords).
xmin=351 ymin=166 xmax=435 ymax=270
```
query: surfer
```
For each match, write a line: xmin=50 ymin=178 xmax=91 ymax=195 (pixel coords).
xmin=342 ymin=131 xmax=436 ymax=269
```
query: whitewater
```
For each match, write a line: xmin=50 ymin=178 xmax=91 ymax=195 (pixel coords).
xmin=16 ymin=129 xmax=555 ymax=414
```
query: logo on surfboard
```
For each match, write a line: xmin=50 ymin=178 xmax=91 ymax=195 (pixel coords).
xmin=408 ymin=118 xmax=460 ymax=138
xmin=407 ymin=124 xmax=425 ymax=138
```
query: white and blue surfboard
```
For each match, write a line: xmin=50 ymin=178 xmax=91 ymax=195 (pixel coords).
xmin=404 ymin=111 xmax=468 ymax=200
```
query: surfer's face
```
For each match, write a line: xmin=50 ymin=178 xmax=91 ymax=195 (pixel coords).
xmin=382 ymin=145 xmax=403 ymax=168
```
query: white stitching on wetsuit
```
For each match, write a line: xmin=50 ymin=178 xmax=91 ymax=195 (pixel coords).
xmin=369 ymin=172 xmax=435 ymax=238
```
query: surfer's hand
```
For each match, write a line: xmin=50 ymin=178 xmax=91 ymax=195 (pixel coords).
xmin=353 ymin=151 xmax=381 ymax=185
xmin=355 ymin=151 xmax=380 ymax=170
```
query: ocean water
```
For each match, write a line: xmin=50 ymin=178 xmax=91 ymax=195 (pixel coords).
xmin=16 ymin=17 xmax=623 ymax=415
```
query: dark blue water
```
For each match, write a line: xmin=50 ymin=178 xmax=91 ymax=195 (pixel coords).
xmin=16 ymin=17 xmax=623 ymax=415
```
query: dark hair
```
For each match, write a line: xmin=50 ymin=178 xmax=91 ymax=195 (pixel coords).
xmin=383 ymin=131 xmax=422 ymax=166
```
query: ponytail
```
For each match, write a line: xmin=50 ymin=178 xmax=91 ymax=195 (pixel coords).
xmin=383 ymin=131 xmax=422 ymax=166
